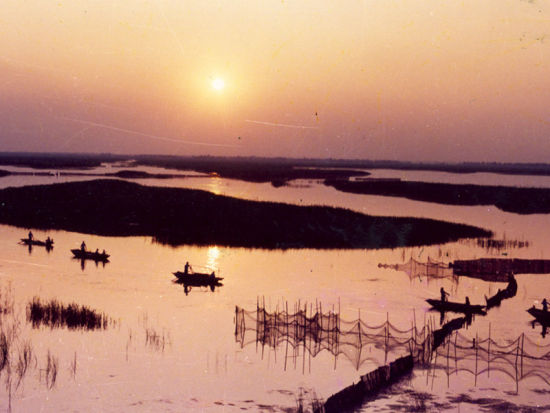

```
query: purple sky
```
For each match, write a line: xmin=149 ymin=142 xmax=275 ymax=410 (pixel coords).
xmin=1 ymin=0 xmax=549 ymax=161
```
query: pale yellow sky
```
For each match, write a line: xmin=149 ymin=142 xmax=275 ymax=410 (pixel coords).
xmin=1 ymin=0 xmax=549 ymax=161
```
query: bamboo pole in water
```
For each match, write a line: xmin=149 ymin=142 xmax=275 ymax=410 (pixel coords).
xmin=475 ymin=333 xmax=478 ymax=387
xmin=488 ymin=323 xmax=491 ymax=377
xmin=284 ymin=301 xmax=289 ymax=371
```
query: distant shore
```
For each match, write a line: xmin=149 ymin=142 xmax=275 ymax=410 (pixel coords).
xmin=2 ymin=153 xmax=550 ymax=215
xmin=4 ymin=152 xmax=550 ymax=182
xmin=0 ymin=179 xmax=490 ymax=249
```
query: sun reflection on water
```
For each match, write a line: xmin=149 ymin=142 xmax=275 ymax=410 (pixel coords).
xmin=207 ymin=176 xmax=222 ymax=195
xmin=206 ymin=246 xmax=220 ymax=272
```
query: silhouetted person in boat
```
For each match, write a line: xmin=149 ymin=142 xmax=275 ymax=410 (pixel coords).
xmin=184 ymin=262 xmax=191 ymax=275
xmin=28 ymin=231 xmax=33 ymax=241
xmin=95 ymin=248 xmax=99 ymax=255
xmin=465 ymin=296 xmax=471 ymax=306
xmin=102 ymin=249 xmax=106 ymax=256
xmin=543 ymin=298 xmax=548 ymax=312
xmin=507 ymin=273 xmax=517 ymax=296
xmin=440 ymin=287 xmax=449 ymax=302
xmin=81 ymin=241 xmax=86 ymax=252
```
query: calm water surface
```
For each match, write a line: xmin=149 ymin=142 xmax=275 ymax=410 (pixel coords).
xmin=0 ymin=167 xmax=549 ymax=412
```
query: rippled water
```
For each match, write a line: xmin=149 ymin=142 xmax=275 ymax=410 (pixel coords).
xmin=0 ymin=166 xmax=549 ymax=412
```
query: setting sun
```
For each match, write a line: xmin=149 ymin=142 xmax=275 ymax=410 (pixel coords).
xmin=212 ymin=77 xmax=225 ymax=91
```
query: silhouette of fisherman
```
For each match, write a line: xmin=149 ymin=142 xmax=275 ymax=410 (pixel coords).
xmin=440 ymin=287 xmax=450 ymax=303
xmin=80 ymin=241 xmax=86 ymax=252
xmin=543 ymin=298 xmax=548 ymax=312
xmin=507 ymin=272 xmax=517 ymax=295
xmin=184 ymin=261 xmax=191 ymax=275
xmin=465 ymin=296 xmax=471 ymax=306
xmin=28 ymin=231 xmax=33 ymax=241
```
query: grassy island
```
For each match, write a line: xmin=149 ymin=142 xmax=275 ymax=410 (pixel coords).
xmin=325 ymin=179 xmax=550 ymax=215
xmin=0 ymin=180 xmax=490 ymax=249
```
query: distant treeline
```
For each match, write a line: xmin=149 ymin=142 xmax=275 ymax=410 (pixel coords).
xmin=3 ymin=152 xmax=550 ymax=178
xmin=0 ymin=152 xmax=125 ymax=169
xmin=132 ymin=155 xmax=369 ymax=185
xmin=0 ymin=179 xmax=490 ymax=249
xmin=325 ymin=179 xmax=550 ymax=215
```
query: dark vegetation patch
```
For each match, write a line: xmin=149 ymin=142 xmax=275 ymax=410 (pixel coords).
xmin=105 ymin=170 xmax=190 ymax=179
xmin=0 ymin=179 xmax=490 ymax=249
xmin=325 ymin=179 xmax=550 ymax=214
xmin=133 ymin=155 xmax=370 ymax=186
xmin=448 ymin=393 xmax=549 ymax=412
xmin=27 ymin=297 xmax=112 ymax=330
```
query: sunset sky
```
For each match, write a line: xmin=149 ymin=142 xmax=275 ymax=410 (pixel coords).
xmin=1 ymin=1 xmax=549 ymax=162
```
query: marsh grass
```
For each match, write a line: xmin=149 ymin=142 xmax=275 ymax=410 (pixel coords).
xmin=0 ymin=282 xmax=15 ymax=315
xmin=69 ymin=351 xmax=77 ymax=380
xmin=144 ymin=327 xmax=169 ymax=352
xmin=43 ymin=350 xmax=58 ymax=389
xmin=15 ymin=340 xmax=34 ymax=390
xmin=0 ymin=332 xmax=9 ymax=374
xmin=139 ymin=312 xmax=171 ymax=353
xmin=295 ymin=388 xmax=324 ymax=413
xmin=125 ymin=328 xmax=133 ymax=361
xmin=0 ymin=293 xmax=37 ymax=395
xmin=27 ymin=297 xmax=113 ymax=330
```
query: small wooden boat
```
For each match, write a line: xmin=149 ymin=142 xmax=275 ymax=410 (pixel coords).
xmin=21 ymin=238 xmax=54 ymax=248
xmin=172 ymin=271 xmax=223 ymax=287
xmin=71 ymin=249 xmax=110 ymax=262
xmin=426 ymin=299 xmax=486 ymax=315
xmin=527 ymin=307 xmax=550 ymax=325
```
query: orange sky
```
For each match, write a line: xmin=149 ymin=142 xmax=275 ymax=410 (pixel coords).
xmin=1 ymin=0 xmax=549 ymax=161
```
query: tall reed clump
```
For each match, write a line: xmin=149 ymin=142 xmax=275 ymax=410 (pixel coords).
xmin=0 ymin=283 xmax=16 ymax=378
xmin=0 ymin=282 xmax=15 ymax=315
xmin=15 ymin=340 xmax=35 ymax=390
xmin=44 ymin=350 xmax=58 ymax=389
xmin=27 ymin=297 xmax=113 ymax=330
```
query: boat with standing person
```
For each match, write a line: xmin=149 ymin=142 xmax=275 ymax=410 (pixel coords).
xmin=172 ymin=263 xmax=223 ymax=292
xmin=426 ymin=298 xmax=486 ymax=315
xmin=71 ymin=248 xmax=110 ymax=262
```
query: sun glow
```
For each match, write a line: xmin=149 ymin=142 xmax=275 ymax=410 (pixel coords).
xmin=212 ymin=78 xmax=225 ymax=91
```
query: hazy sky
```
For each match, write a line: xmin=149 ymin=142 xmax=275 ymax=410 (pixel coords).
xmin=1 ymin=1 xmax=549 ymax=161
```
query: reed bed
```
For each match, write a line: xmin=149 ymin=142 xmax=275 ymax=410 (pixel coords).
xmin=27 ymin=297 xmax=113 ymax=330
